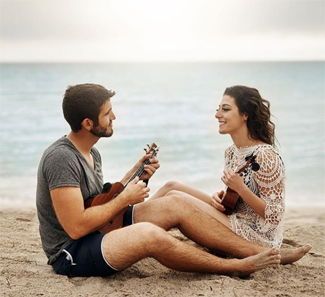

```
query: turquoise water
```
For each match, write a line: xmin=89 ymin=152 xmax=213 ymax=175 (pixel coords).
xmin=0 ymin=62 xmax=324 ymax=207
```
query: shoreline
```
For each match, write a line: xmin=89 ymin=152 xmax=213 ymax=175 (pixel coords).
xmin=1 ymin=206 xmax=324 ymax=297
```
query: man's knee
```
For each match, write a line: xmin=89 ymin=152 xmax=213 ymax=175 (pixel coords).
xmin=163 ymin=194 xmax=194 ymax=212
xmin=103 ymin=222 xmax=170 ymax=251
xmin=135 ymin=222 xmax=171 ymax=252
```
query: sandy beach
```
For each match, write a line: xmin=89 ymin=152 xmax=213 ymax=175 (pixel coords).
xmin=0 ymin=206 xmax=324 ymax=297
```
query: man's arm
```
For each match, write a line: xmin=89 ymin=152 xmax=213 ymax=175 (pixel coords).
xmin=51 ymin=177 xmax=149 ymax=240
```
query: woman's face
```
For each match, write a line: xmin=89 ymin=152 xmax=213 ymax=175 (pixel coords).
xmin=215 ymin=95 xmax=247 ymax=135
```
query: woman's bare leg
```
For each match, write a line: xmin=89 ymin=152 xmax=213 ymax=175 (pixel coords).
xmin=150 ymin=180 xmax=212 ymax=204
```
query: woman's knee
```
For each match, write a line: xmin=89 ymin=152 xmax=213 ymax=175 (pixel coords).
xmin=165 ymin=189 xmax=182 ymax=197
xmin=162 ymin=180 xmax=183 ymax=192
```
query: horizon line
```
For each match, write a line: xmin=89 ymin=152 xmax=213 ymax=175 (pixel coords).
xmin=1 ymin=59 xmax=324 ymax=64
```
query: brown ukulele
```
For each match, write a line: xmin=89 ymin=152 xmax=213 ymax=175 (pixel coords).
xmin=84 ymin=143 xmax=159 ymax=233
xmin=221 ymin=153 xmax=260 ymax=215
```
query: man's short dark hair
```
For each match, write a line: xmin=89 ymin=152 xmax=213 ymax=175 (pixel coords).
xmin=62 ymin=83 xmax=115 ymax=132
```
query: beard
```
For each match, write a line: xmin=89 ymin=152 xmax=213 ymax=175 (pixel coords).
xmin=90 ymin=123 xmax=113 ymax=138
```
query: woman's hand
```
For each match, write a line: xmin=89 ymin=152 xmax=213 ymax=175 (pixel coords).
xmin=211 ymin=190 xmax=226 ymax=212
xmin=221 ymin=168 xmax=246 ymax=195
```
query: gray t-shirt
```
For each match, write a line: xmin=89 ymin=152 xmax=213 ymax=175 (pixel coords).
xmin=36 ymin=136 xmax=103 ymax=264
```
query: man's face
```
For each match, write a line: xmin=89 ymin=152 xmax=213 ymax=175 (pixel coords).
xmin=90 ymin=100 xmax=116 ymax=138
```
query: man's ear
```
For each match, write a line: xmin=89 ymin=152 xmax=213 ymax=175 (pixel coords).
xmin=81 ymin=118 xmax=93 ymax=131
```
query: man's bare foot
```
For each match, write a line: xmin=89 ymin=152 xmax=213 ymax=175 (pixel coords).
xmin=280 ymin=245 xmax=312 ymax=265
xmin=232 ymin=248 xmax=281 ymax=276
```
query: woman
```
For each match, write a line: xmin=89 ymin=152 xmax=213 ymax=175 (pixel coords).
xmin=150 ymin=85 xmax=285 ymax=248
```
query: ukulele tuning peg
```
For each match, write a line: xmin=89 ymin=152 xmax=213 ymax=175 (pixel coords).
xmin=251 ymin=162 xmax=260 ymax=172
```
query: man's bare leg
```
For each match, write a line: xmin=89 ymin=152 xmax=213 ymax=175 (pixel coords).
xmin=150 ymin=181 xmax=231 ymax=227
xmin=102 ymin=222 xmax=281 ymax=276
xmin=166 ymin=189 xmax=232 ymax=228
xmin=134 ymin=195 xmax=311 ymax=264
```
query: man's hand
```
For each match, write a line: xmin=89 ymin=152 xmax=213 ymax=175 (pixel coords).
xmin=121 ymin=153 xmax=160 ymax=185
xmin=211 ymin=190 xmax=226 ymax=212
xmin=121 ymin=176 xmax=150 ymax=205
xmin=133 ymin=154 xmax=160 ymax=180
xmin=141 ymin=154 xmax=160 ymax=180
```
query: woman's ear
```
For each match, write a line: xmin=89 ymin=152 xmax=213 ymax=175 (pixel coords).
xmin=81 ymin=118 xmax=93 ymax=131
xmin=243 ymin=114 xmax=248 ymax=121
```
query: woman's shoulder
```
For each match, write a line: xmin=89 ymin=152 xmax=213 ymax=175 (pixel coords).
xmin=255 ymin=144 xmax=282 ymax=158
xmin=254 ymin=144 xmax=285 ymax=171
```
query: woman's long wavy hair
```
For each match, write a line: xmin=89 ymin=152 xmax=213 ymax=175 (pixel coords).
xmin=223 ymin=85 xmax=276 ymax=146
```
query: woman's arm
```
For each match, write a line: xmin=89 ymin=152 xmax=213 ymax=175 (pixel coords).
xmin=251 ymin=148 xmax=286 ymax=224
xmin=222 ymin=168 xmax=267 ymax=218
xmin=221 ymin=148 xmax=285 ymax=221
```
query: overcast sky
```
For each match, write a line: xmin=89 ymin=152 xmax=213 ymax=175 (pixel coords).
xmin=0 ymin=0 xmax=324 ymax=62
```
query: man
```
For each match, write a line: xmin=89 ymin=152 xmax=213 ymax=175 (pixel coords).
xmin=36 ymin=83 xmax=310 ymax=278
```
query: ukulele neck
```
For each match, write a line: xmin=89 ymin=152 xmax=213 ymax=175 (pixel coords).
xmin=234 ymin=153 xmax=255 ymax=174
xmin=122 ymin=143 xmax=159 ymax=190
xmin=124 ymin=159 xmax=151 ymax=189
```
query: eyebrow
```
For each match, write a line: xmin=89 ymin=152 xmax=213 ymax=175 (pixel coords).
xmin=219 ymin=104 xmax=232 ymax=107
xmin=104 ymin=108 xmax=112 ymax=116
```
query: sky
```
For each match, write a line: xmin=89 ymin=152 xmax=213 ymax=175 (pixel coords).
xmin=0 ymin=0 xmax=324 ymax=62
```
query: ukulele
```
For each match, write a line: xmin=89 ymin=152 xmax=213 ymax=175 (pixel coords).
xmin=84 ymin=143 xmax=159 ymax=233
xmin=220 ymin=153 xmax=260 ymax=215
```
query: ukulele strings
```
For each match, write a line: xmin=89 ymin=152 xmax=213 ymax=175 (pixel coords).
xmin=123 ymin=157 xmax=152 ymax=190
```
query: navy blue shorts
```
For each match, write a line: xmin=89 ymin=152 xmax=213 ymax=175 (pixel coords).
xmin=52 ymin=205 xmax=134 ymax=277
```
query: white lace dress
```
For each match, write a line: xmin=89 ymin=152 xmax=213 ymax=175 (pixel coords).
xmin=225 ymin=144 xmax=285 ymax=248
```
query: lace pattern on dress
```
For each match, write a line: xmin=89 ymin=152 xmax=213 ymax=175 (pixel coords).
xmin=225 ymin=144 xmax=285 ymax=248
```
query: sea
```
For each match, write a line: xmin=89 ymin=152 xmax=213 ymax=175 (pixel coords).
xmin=0 ymin=62 xmax=324 ymax=207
